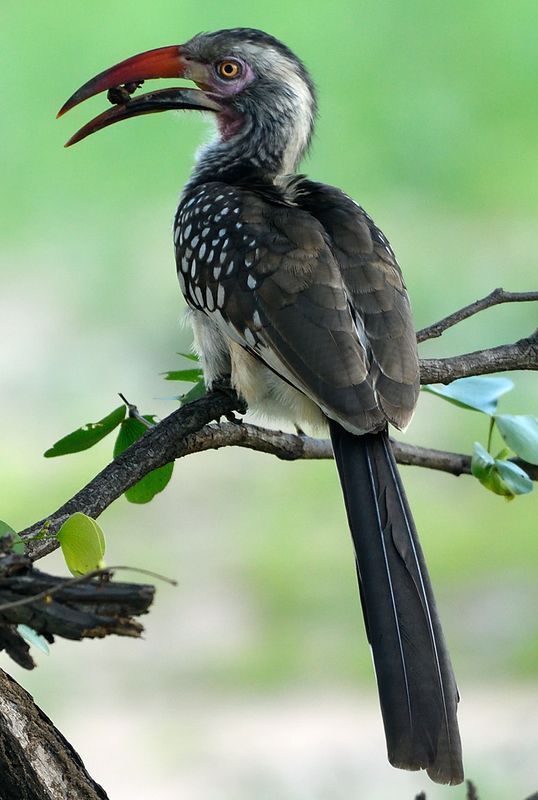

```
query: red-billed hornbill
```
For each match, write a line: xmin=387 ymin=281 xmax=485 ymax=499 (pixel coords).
xmin=59 ymin=28 xmax=463 ymax=784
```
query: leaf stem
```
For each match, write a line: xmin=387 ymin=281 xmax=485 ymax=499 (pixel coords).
xmin=487 ymin=416 xmax=496 ymax=453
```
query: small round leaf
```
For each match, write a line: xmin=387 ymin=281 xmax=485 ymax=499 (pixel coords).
xmin=57 ymin=512 xmax=106 ymax=576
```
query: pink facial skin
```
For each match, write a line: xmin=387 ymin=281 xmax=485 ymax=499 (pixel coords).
xmin=203 ymin=58 xmax=256 ymax=141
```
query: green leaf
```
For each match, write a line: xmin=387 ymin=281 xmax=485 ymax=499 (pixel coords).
xmin=423 ymin=376 xmax=514 ymax=415
xmin=44 ymin=406 xmax=126 ymax=457
xmin=0 ymin=520 xmax=16 ymax=537
xmin=176 ymin=352 xmax=199 ymax=361
xmin=471 ymin=442 xmax=533 ymax=499
xmin=162 ymin=368 xmax=204 ymax=383
xmin=57 ymin=512 xmax=106 ymax=576
xmin=114 ymin=417 xmax=173 ymax=503
xmin=179 ymin=380 xmax=206 ymax=405
xmin=471 ymin=441 xmax=494 ymax=477
xmin=495 ymin=415 xmax=538 ymax=465
xmin=495 ymin=459 xmax=533 ymax=496
xmin=0 ymin=520 xmax=25 ymax=555
xmin=17 ymin=624 xmax=50 ymax=655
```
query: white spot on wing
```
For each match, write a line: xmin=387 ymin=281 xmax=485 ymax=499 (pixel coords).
xmin=205 ymin=287 xmax=215 ymax=311
xmin=195 ymin=286 xmax=204 ymax=307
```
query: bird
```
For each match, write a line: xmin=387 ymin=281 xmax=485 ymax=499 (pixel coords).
xmin=59 ymin=28 xmax=463 ymax=785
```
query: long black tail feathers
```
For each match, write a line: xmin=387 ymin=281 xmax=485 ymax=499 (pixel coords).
xmin=329 ymin=421 xmax=463 ymax=785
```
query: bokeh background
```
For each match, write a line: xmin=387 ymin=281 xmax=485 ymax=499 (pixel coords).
xmin=2 ymin=1 xmax=537 ymax=797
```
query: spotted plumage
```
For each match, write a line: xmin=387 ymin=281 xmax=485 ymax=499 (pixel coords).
xmin=174 ymin=176 xmax=419 ymax=436
xmin=62 ymin=26 xmax=463 ymax=786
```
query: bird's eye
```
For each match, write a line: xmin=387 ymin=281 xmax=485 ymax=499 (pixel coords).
xmin=216 ymin=60 xmax=242 ymax=80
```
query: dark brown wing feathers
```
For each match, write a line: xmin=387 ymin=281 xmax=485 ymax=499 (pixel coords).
xmin=175 ymin=178 xmax=419 ymax=433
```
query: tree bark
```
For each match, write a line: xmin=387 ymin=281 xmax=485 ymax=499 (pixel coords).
xmin=0 ymin=670 xmax=108 ymax=800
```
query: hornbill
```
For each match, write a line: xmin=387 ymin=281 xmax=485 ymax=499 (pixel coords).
xmin=59 ymin=28 xmax=463 ymax=784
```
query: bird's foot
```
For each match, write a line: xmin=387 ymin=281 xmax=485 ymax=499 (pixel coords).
xmin=209 ymin=376 xmax=248 ymax=419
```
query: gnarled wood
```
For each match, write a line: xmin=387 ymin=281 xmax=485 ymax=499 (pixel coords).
xmin=0 ymin=669 xmax=108 ymax=799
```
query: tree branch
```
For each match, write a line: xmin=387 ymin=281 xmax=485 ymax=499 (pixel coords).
xmin=417 ymin=288 xmax=538 ymax=343
xmin=14 ymin=289 xmax=538 ymax=561
xmin=0 ymin=669 xmax=109 ymax=799
xmin=0 ymin=553 xmax=155 ymax=669
xmin=419 ymin=331 xmax=538 ymax=384
xmin=19 ymin=403 xmax=537 ymax=563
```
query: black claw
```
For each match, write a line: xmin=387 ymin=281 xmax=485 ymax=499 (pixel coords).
xmin=209 ymin=376 xmax=248 ymax=417
xmin=225 ymin=411 xmax=244 ymax=424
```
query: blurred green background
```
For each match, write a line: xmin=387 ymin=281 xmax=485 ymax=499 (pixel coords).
xmin=2 ymin=1 xmax=537 ymax=797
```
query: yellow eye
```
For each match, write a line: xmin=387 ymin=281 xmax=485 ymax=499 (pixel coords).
xmin=216 ymin=60 xmax=242 ymax=80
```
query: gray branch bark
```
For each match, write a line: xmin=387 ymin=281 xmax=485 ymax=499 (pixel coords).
xmin=0 ymin=669 xmax=108 ymax=799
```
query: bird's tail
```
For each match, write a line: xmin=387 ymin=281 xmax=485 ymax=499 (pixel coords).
xmin=329 ymin=421 xmax=463 ymax=785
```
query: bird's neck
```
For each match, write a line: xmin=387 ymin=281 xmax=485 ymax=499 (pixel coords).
xmin=188 ymin=93 xmax=314 ymax=187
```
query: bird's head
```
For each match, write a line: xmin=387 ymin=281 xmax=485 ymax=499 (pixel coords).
xmin=59 ymin=28 xmax=317 ymax=178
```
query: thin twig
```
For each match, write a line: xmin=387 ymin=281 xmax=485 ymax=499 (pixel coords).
xmin=417 ymin=288 xmax=538 ymax=343
xmin=119 ymin=393 xmax=155 ymax=428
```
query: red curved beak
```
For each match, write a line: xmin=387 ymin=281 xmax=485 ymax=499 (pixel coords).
xmin=58 ymin=44 xmax=221 ymax=146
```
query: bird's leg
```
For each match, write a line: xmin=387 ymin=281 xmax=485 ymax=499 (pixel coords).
xmin=209 ymin=375 xmax=247 ymax=422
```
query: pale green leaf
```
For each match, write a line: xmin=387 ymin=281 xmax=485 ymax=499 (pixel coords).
xmin=471 ymin=442 xmax=533 ymax=499
xmin=495 ymin=459 xmax=533 ymax=496
xmin=17 ymin=624 xmax=50 ymax=655
xmin=57 ymin=512 xmax=106 ymax=576
xmin=423 ymin=376 xmax=514 ymax=414
xmin=496 ymin=415 xmax=538 ymax=465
